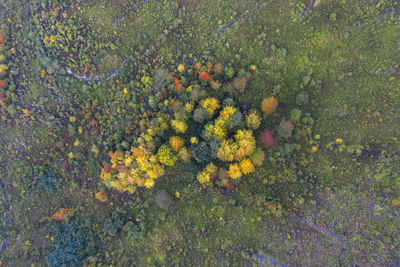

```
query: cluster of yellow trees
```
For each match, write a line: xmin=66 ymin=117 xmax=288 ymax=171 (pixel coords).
xmin=101 ymin=145 xmax=164 ymax=194
xmin=101 ymin=95 xmax=270 ymax=193
xmin=101 ymin=61 xmax=280 ymax=193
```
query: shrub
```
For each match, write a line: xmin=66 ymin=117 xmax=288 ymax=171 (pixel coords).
xmin=226 ymin=67 xmax=235 ymax=78
xmin=95 ymin=187 xmax=108 ymax=202
xmin=301 ymin=113 xmax=314 ymax=125
xmin=199 ymin=71 xmax=210 ymax=81
xmin=193 ymin=62 xmax=202 ymax=70
xmin=250 ymin=148 xmax=265 ymax=166
xmin=232 ymin=77 xmax=247 ymax=93
xmin=290 ymin=108 xmax=302 ymax=123
xmin=102 ymin=209 xmax=125 ymax=237
xmin=0 ymin=64 xmax=7 ymax=77
xmin=222 ymin=98 xmax=235 ymax=107
xmin=214 ymin=62 xmax=224 ymax=74
xmin=261 ymin=96 xmax=278 ymax=114
xmin=296 ymin=91 xmax=309 ymax=106
xmin=0 ymin=80 xmax=7 ymax=89
xmin=38 ymin=170 xmax=62 ymax=193
xmin=46 ymin=219 xmax=100 ymax=267
xmin=178 ymin=147 xmax=192 ymax=162
xmin=210 ymin=80 xmax=221 ymax=90
xmin=125 ymin=221 xmax=146 ymax=242
xmin=51 ymin=208 xmax=74 ymax=221
xmin=206 ymin=62 xmax=213 ymax=71
xmin=197 ymin=163 xmax=218 ymax=184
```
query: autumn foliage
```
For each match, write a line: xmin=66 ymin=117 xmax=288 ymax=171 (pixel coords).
xmin=258 ymin=129 xmax=276 ymax=148
xmin=50 ymin=208 xmax=74 ymax=221
xmin=199 ymin=71 xmax=210 ymax=81
xmin=261 ymin=96 xmax=278 ymax=114
xmin=100 ymin=61 xmax=293 ymax=193
xmin=0 ymin=80 xmax=8 ymax=89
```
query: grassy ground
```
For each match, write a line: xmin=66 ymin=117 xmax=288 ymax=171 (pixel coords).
xmin=0 ymin=0 xmax=399 ymax=266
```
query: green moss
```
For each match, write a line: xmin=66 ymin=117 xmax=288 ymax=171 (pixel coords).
xmin=2 ymin=0 xmax=400 ymax=265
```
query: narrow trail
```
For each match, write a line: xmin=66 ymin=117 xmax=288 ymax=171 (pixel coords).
xmin=0 ymin=183 xmax=9 ymax=256
xmin=113 ymin=0 xmax=151 ymax=25
xmin=0 ymin=129 xmax=9 ymax=257
xmin=66 ymin=0 xmax=268 ymax=83
xmin=252 ymin=251 xmax=287 ymax=267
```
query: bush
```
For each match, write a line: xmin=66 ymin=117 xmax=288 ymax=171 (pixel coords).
xmin=296 ymin=91 xmax=309 ymax=106
xmin=46 ymin=219 xmax=100 ymax=267
xmin=197 ymin=163 xmax=218 ymax=184
xmin=125 ymin=221 xmax=147 ymax=242
xmin=38 ymin=170 xmax=61 ymax=193
xmin=301 ymin=112 xmax=314 ymax=125
xmin=232 ymin=77 xmax=247 ymax=93
xmin=190 ymin=87 xmax=202 ymax=101
xmin=290 ymin=108 xmax=302 ymax=123
xmin=222 ymin=98 xmax=235 ymax=107
xmin=226 ymin=67 xmax=235 ymax=78
xmin=102 ymin=209 xmax=125 ymax=237
xmin=250 ymin=148 xmax=265 ymax=166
